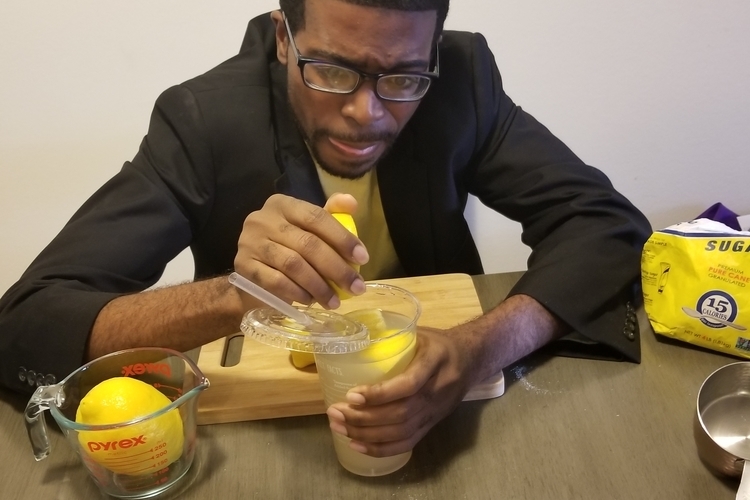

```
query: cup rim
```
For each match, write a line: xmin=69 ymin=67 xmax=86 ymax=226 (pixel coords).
xmin=49 ymin=347 xmax=209 ymax=431
xmin=359 ymin=283 xmax=421 ymax=343
xmin=241 ymin=282 xmax=422 ymax=354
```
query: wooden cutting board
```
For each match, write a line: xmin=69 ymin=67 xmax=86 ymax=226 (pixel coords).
xmin=196 ymin=273 xmax=487 ymax=425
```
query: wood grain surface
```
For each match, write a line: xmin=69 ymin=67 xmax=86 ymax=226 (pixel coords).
xmin=196 ymin=273 xmax=484 ymax=425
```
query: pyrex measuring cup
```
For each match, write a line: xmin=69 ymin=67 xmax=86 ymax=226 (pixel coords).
xmin=24 ymin=347 xmax=209 ymax=499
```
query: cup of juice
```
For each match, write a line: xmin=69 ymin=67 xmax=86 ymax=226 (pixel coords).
xmin=240 ymin=283 xmax=420 ymax=476
xmin=315 ymin=283 xmax=420 ymax=476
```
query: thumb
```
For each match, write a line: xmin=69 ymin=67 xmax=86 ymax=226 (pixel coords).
xmin=324 ymin=193 xmax=358 ymax=215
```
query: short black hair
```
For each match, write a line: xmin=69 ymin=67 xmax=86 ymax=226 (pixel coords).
xmin=279 ymin=0 xmax=450 ymax=39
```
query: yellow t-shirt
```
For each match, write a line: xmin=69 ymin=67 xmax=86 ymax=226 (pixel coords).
xmin=315 ymin=165 xmax=403 ymax=280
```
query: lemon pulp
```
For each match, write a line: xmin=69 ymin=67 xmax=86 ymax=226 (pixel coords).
xmin=76 ymin=377 xmax=184 ymax=475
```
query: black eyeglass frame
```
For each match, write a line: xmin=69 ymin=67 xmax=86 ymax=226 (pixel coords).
xmin=282 ymin=12 xmax=440 ymax=102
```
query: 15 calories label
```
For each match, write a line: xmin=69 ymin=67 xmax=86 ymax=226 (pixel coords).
xmin=695 ymin=290 xmax=739 ymax=329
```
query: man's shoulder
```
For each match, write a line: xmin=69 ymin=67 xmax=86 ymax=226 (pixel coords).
xmin=426 ymin=28 xmax=496 ymax=94
xmin=439 ymin=29 xmax=492 ymax=57
xmin=411 ymin=28 xmax=499 ymax=116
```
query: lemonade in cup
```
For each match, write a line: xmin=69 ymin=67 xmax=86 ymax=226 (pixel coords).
xmin=24 ymin=347 xmax=209 ymax=499
xmin=315 ymin=283 xmax=420 ymax=476
xmin=241 ymin=283 xmax=421 ymax=476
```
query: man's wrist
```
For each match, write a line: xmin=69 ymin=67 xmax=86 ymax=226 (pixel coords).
xmin=458 ymin=293 xmax=568 ymax=384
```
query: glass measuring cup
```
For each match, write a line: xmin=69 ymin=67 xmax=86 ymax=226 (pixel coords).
xmin=24 ymin=347 xmax=209 ymax=499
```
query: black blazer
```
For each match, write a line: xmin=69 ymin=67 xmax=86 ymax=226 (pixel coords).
xmin=0 ymin=13 xmax=651 ymax=394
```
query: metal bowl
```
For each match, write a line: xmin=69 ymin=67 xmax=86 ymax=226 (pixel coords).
xmin=695 ymin=362 xmax=750 ymax=497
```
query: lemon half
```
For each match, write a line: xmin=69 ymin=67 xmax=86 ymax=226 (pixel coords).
xmin=360 ymin=328 xmax=415 ymax=362
xmin=290 ymin=351 xmax=316 ymax=368
xmin=345 ymin=309 xmax=415 ymax=362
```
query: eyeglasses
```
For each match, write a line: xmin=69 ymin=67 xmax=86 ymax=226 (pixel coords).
xmin=283 ymin=13 xmax=439 ymax=102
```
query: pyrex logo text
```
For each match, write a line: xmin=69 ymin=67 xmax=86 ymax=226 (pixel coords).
xmin=121 ymin=362 xmax=172 ymax=377
xmin=87 ymin=435 xmax=147 ymax=453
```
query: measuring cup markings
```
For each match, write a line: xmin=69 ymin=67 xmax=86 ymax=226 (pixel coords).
xmin=153 ymin=382 xmax=184 ymax=400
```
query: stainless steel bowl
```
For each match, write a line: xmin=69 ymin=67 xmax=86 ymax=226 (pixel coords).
xmin=695 ymin=362 xmax=750 ymax=498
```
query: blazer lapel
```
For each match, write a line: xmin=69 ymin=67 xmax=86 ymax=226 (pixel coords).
xmin=377 ymin=129 xmax=437 ymax=276
xmin=269 ymin=61 xmax=326 ymax=206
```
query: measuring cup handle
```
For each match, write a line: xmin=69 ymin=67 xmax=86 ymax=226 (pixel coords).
xmin=24 ymin=384 xmax=58 ymax=461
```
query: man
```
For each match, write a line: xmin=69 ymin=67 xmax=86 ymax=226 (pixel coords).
xmin=0 ymin=0 xmax=650 ymax=458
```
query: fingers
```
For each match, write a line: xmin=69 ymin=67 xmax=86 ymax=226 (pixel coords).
xmin=330 ymin=408 xmax=434 ymax=457
xmin=330 ymin=388 xmax=430 ymax=428
xmin=326 ymin=363 xmax=441 ymax=436
xmin=234 ymin=194 xmax=368 ymax=306
xmin=326 ymin=393 xmax=441 ymax=457
xmin=324 ymin=330 xmax=472 ymax=457
xmin=344 ymin=334 xmax=440 ymax=406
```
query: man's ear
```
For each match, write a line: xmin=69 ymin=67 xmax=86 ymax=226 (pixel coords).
xmin=270 ymin=10 xmax=289 ymax=65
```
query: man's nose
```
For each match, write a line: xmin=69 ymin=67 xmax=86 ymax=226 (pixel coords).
xmin=341 ymin=82 xmax=386 ymax=125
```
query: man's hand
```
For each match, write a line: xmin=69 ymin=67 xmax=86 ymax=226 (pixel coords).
xmin=234 ymin=193 xmax=369 ymax=309
xmin=325 ymin=294 xmax=568 ymax=457
xmin=89 ymin=193 xmax=367 ymax=362
xmin=326 ymin=325 xmax=477 ymax=456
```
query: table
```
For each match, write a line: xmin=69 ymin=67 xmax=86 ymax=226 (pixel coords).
xmin=0 ymin=272 xmax=741 ymax=499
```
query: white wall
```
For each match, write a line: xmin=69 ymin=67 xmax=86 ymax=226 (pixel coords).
xmin=2 ymin=0 xmax=749 ymax=294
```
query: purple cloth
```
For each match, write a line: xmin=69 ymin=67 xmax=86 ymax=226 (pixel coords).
xmin=696 ymin=202 xmax=742 ymax=231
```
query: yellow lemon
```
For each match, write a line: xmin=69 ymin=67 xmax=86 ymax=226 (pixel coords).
xmin=289 ymin=351 xmax=316 ymax=368
xmin=344 ymin=308 xmax=388 ymax=332
xmin=358 ymin=328 xmax=416 ymax=362
xmin=76 ymin=377 xmax=184 ymax=476
xmin=332 ymin=212 xmax=357 ymax=236
xmin=344 ymin=309 xmax=415 ymax=362
xmin=329 ymin=212 xmax=359 ymax=300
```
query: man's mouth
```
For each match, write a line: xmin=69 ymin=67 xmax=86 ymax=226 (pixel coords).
xmin=327 ymin=137 xmax=380 ymax=158
xmin=308 ymin=129 xmax=398 ymax=178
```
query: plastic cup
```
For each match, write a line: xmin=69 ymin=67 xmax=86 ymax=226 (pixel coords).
xmin=24 ymin=348 xmax=209 ymax=499
xmin=314 ymin=283 xmax=420 ymax=476
xmin=240 ymin=282 xmax=421 ymax=476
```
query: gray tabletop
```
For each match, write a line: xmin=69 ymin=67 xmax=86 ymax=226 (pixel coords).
xmin=0 ymin=272 xmax=741 ymax=499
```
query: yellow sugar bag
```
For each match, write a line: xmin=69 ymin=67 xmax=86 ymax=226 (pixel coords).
xmin=641 ymin=218 xmax=750 ymax=357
